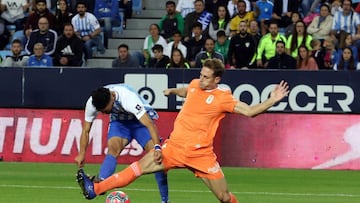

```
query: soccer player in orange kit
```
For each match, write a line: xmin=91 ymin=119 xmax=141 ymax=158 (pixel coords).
xmin=77 ymin=58 xmax=290 ymax=203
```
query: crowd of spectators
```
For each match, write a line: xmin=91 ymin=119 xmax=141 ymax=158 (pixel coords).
xmin=1 ymin=0 xmax=360 ymax=71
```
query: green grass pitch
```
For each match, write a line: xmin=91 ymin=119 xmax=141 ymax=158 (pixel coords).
xmin=0 ymin=162 xmax=359 ymax=203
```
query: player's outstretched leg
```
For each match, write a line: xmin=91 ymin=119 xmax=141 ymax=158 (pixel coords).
xmin=154 ymin=171 xmax=169 ymax=203
xmin=76 ymin=169 xmax=97 ymax=200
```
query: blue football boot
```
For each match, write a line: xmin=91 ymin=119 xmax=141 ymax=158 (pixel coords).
xmin=76 ymin=169 xmax=97 ymax=200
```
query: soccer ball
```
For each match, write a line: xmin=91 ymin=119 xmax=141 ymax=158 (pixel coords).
xmin=105 ymin=190 xmax=130 ymax=203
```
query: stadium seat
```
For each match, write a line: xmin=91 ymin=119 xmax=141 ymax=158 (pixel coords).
xmin=6 ymin=30 xmax=26 ymax=50
xmin=132 ymin=0 xmax=142 ymax=14
xmin=6 ymin=25 xmax=16 ymax=32
xmin=0 ymin=50 xmax=12 ymax=60
xmin=112 ymin=10 xmax=125 ymax=34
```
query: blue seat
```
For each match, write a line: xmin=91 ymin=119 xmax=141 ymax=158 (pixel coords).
xmin=112 ymin=10 xmax=125 ymax=34
xmin=0 ymin=50 xmax=13 ymax=61
xmin=6 ymin=25 xmax=16 ymax=32
xmin=132 ymin=0 xmax=142 ymax=14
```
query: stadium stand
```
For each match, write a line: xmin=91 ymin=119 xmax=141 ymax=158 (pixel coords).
xmin=88 ymin=0 xmax=169 ymax=67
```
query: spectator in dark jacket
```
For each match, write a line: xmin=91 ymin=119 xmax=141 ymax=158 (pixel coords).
xmin=267 ymin=40 xmax=296 ymax=69
xmin=195 ymin=38 xmax=224 ymax=68
xmin=54 ymin=23 xmax=83 ymax=66
xmin=24 ymin=0 xmax=56 ymax=38
xmin=25 ymin=17 xmax=58 ymax=55
xmin=183 ymin=0 xmax=212 ymax=41
xmin=25 ymin=17 xmax=57 ymax=55
xmin=271 ymin=0 xmax=299 ymax=28
xmin=55 ymin=0 xmax=73 ymax=34
xmin=112 ymin=44 xmax=140 ymax=68
xmin=159 ymin=0 xmax=184 ymax=40
xmin=185 ymin=22 xmax=207 ymax=67
xmin=148 ymin=44 xmax=170 ymax=68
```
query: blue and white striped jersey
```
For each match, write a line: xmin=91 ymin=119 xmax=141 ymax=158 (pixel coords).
xmin=71 ymin=12 xmax=100 ymax=37
xmin=84 ymin=84 xmax=159 ymax=122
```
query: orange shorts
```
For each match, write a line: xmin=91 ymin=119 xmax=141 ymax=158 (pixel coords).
xmin=161 ymin=140 xmax=224 ymax=180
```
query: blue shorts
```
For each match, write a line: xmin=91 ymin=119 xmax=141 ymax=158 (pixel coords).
xmin=108 ymin=120 xmax=152 ymax=149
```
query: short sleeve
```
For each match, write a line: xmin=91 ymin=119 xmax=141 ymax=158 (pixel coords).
xmin=84 ymin=97 xmax=98 ymax=122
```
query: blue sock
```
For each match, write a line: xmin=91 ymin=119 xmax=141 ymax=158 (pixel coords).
xmin=154 ymin=171 xmax=168 ymax=202
xmin=99 ymin=154 xmax=117 ymax=180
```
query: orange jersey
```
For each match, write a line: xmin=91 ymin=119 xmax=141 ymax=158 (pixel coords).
xmin=168 ymin=79 xmax=238 ymax=156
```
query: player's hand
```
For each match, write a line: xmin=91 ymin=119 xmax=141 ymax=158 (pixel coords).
xmin=75 ymin=153 xmax=85 ymax=168
xmin=270 ymin=80 xmax=289 ymax=103
xmin=153 ymin=150 xmax=163 ymax=164
xmin=163 ymin=89 xmax=171 ymax=96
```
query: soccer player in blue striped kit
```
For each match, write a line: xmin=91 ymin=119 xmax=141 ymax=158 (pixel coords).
xmin=75 ymin=84 xmax=169 ymax=203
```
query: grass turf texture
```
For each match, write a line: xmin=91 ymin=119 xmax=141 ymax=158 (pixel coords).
xmin=0 ymin=162 xmax=359 ymax=203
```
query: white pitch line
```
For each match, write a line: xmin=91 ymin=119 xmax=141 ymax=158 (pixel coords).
xmin=0 ymin=184 xmax=359 ymax=198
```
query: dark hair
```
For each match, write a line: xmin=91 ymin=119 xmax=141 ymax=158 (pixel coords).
xmin=166 ymin=0 xmax=175 ymax=6
xmin=290 ymin=20 xmax=309 ymax=54
xmin=63 ymin=22 xmax=73 ymax=28
xmin=12 ymin=39 xmax=22 ymax=45
xmin=320 ymin=3 xmax=330 ymax=12
xmin=343 ymin=0 xmax=353 ymax=5
xmin=338 ymin=47 xmax=356 ymax=70
xmin=216 ymin=30 xmax=226 ymax=38
xmin=214 ymin=5 xmax=230 ymax=22
xmin=194 ymin=0 xmax=204 ymax=4
xmin=296 ymin=45 xmax=311 ymax=68
xmin=172 ymin=30 xmax=182 ymax=36
xmin=237 ymin=0 xmax=246 ymax=7
xmin=192 ymin=22 xmax=203 ymax=29
xmin=36 ymin=0 xmax=46 ymax=4
xmin=91 ymin=87 xmax=111 ymax=110
xmin=338 ymin=32 xmax=352 ymax=49
xmin=149 ymin=23 xmax=160 ymax=32
xmin=203 ymin=58 xmax=225 ymax=77
xmin=118 ymin=43 xmax=129 ymax=50
xmin=205 ymin=38 xmax=215 ymax=44
xmin=152 ymin=44 xmax=164 ymax=52
xmin=276 ymin=40 xmax=285 ymax=47
xmin=168 ymin=48 xmax=188 ymax=68
xmin=76 ymin=1 xmax=86 ymax=7
xmin=55 ymin=0 xmax=70 ymax=18
xmin=268 ymin=19 xmax=279 ymax=27
xmin=291 ymin=11 xmax=302 ymax=20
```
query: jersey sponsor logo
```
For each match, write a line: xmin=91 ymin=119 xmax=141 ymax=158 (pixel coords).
xmin=135 ymin=104 xmax=143 ymax=115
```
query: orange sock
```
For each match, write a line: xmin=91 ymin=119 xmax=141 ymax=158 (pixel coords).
xmin=230 ymin=192 xmax=238 ymax=203
xmin=94 ymin=162 xmax=142 ymax=195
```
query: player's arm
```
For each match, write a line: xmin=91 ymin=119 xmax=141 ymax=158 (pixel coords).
xmin=139 ymin=113 xmax=161 ymax=145
xmin=138 ymin=114 xmax=162 ymax=164
xmin=163 ymin=87 xmax=188 ymax=98
xmin=233 ymin=80 xmax=289 ymax=117
xmin=75 ymin=121 xmax=92 ymax=168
